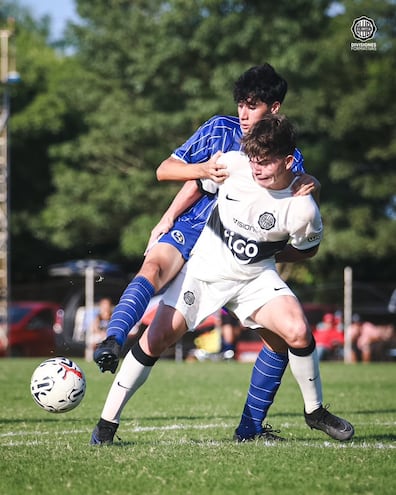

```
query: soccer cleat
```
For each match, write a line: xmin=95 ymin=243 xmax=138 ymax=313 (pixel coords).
xmin=93 ymin=336 xmax=122 ymax=373
xmin=304 ymin=404 xmax=354 ymax=441
xmin=233 ymin=423 xmax=286 ymax=442
xmin=90 ymin=418 xmax=119 ymax=445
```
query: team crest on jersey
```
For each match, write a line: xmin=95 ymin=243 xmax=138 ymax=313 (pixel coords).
xmin=183 ymin=291 xmax=195 ymax=306
xmin=171 ymin=230 xmax=185 ymax=245
xmin=258 ymin=212 xmax=276 ymax=230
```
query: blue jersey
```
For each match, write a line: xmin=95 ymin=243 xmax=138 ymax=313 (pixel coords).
xmin=159 ymin=115 xmax=305 ymax=260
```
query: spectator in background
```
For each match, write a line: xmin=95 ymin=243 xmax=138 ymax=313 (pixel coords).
xmin=313 ymin=313 xmax=344 ymax=360
xmin=91 ymin=298 xmax=113 ymax=350
xmin=348 ymin=315 xmax=394 ymax=363
xmin=333 ymin=310 xmax=344 ymax=332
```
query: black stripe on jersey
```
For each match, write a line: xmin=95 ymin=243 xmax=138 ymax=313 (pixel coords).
xmin=207 ymin=206 xmax=288 ymax=264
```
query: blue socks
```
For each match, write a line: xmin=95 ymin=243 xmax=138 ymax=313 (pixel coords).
xmin=236 ymin=346 xmax=288 ymax=439
xmin=106 ymin=276 xmax=155 ymax=345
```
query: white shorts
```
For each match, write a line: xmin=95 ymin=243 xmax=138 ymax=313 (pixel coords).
xmin=162 ymin=263 xmax=295 ymax=330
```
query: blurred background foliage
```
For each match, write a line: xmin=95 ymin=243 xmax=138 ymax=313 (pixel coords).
xmin=1 ymin=0 xmax=395 ymax=296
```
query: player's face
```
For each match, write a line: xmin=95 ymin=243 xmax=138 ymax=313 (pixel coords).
xmin=249 ymin=154 xmax=294 ymax=190
xmin=237 ymin=100 xmax=280 ymax=135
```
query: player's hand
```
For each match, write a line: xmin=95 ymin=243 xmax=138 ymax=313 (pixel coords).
xmin=205 ymin=151 xmax=229 ymax=183
xmin=292 ymin=173 xmax=321 ymax=196
xmin=144 ymin=216 xmax=174 ymax=255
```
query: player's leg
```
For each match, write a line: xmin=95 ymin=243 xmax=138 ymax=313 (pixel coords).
xmin=91 ymin=302 xmax=188 ymax=445
xmin=253 ymin=296 xmax=322 ymax=409
xmin=94 ymin=242 xmax=184 ymax=372
xmin=91 ymin=263 xmax=215 ymax=445
xmin=107 ymin=241 xmax=184 ymax=344
xmin=220 ymin=309 xmax=242 ymax=358
xmin=94 ymin=215 xmax=200 ymax=373
xmin=252 ymin=295 xmax=354 ymax=441
xmin=229 ymin=270 xmax=292 ymax=441
xmin=234 ymin=329 xmax=289 ymax=441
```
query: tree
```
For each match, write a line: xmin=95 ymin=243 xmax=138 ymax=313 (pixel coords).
xmin=37 ymin=0 xmax=334 ymax=264
xmin=1 ymin=2 xmax=92 ymax=280
xmin=6 ymin=0 xmax=396 ymax=295
xmin=286 ymin=0 xmax=396 ymax=283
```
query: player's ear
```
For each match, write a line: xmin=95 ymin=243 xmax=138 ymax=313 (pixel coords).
xmin=285 ymin=155 xmax=294 ymax=170
xmin=270 ymin=101 xmax=281 ymax=114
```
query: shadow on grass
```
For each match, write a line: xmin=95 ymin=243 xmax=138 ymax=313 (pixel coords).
xmin=351 ymin=408 xmax=396 ymax=415
xmin=269 ymin=412 xmax=301 ymax=418
xmin=353 ymin=433 xmax=396 ymax=442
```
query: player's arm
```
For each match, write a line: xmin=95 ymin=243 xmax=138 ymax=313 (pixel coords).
xmin=158 ymin=180 xmax=202 ymax=223
xmin=157 ymin=152 xmax=228 ymax=183
xmin=144 ymin=180 xmax=202 ymax=253
xmin=153 ymin=153 xmax=223 ymax=239
xmin=276 ymin=197 xmax=322 ymax=263
xmin=290 ymin=149 xmax=321 ymax=205
xmin=275 ymin=244 xmax=319 ymax=263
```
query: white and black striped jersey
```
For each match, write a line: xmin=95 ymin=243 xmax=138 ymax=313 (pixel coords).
xmin=189 ymin=151 xmax=323 ymax=282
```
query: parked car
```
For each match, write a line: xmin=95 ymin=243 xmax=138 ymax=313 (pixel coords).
xmin=6 ymin=301 xmax=64 ymax=357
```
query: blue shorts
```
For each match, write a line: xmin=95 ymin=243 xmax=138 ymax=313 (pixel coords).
xmin=158 ymin=217 xmax=203 ymax=261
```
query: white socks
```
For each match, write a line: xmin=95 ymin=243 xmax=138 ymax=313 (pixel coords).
xmin=101 ymin=350 xmax=153 ymax=423
xmin=288 ymin=346 xmax=323 ymax=414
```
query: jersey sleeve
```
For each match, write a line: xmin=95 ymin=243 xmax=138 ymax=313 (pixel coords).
xmin=288 ymin=197 xmax=323 ymax=251
xmin=172 ymin=115 xmax=240 ymax=164
xmin=196 ymin=150 xmax=240 ymax=195
xmin=198 ymin=178 xmax=218 ymax=195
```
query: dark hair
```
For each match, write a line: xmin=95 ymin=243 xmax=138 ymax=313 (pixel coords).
xmin=241 ymin=114 xmax=296 ymax=159
xmin=233 ymin=64 xmax=288 ymax=105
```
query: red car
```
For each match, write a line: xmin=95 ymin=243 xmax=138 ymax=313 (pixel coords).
xmin=6 ymin=301 xmax=64 ymax=357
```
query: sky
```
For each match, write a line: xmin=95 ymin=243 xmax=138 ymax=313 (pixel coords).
xmin=17 ymin=0 xmax=80 ymax=40
xmin=16 ymin=1 xmax=345 ymax=40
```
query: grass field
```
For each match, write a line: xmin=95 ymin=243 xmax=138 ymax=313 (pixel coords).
xmin=0 ymin=357 xmax=395 ymax=495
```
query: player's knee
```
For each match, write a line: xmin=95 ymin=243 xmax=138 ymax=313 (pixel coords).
xmin=283 ymin=319 xmax=311 ymax=348
xmin=138 ymin=261 xmax=162 ymax=287
xmin=147 ymin=325 xmax=180 ymax=356
xmin=147 ymin=332 xmax=169 ymax=356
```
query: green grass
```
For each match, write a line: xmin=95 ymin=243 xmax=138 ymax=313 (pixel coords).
xmin=0 ymin=358 xmax=395 ymax=495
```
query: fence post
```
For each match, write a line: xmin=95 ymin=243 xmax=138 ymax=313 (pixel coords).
xmin=344 ymin=266 xmax=353 ymax=363
xmin=84 ymin=265 xmax=95 ymax=361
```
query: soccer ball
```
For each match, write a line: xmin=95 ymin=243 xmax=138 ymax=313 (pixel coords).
xmin=30 ymin=357 xmax=86 ymax=413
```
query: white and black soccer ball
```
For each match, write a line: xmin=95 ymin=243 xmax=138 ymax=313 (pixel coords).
xmin=30 ymin=357 xmax=86 ymax=413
